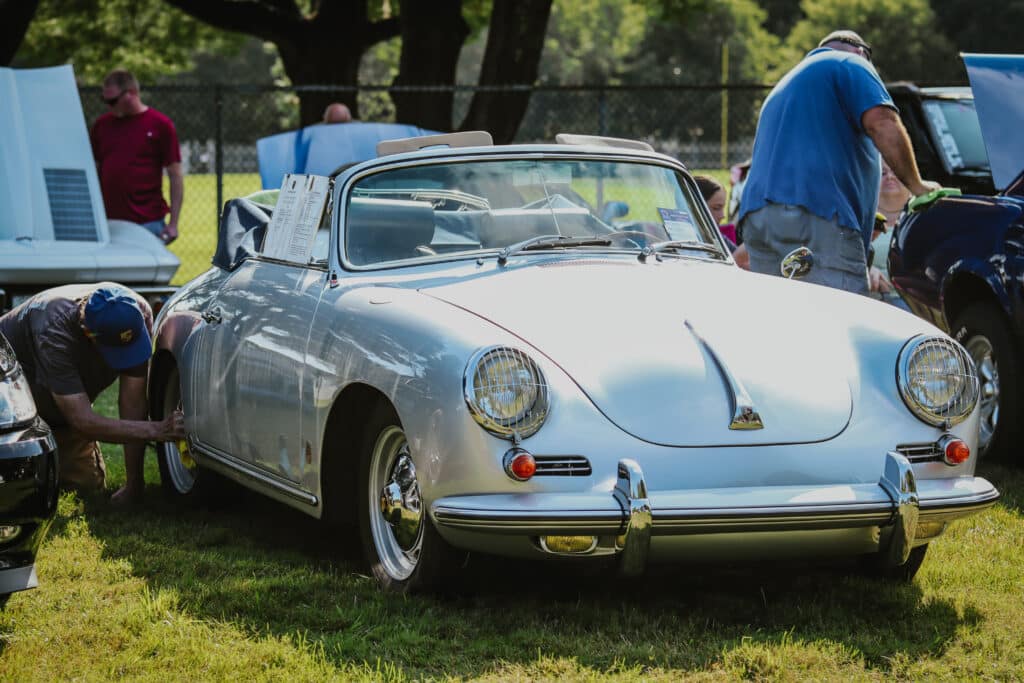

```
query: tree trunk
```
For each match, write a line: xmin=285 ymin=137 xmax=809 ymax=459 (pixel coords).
xmin=459 ymin=0 xmax=552 ymax=143
xmin=0 ymin=0 xmax=41 ymax=65
xmin=164 ymin=0 xmax=399 ymax=125
xmin=390 ymin=0 xmax=468 ymax=131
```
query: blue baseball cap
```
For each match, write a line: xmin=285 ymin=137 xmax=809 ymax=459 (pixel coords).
xmin=82 ymin=286 xmax=152 ymax=370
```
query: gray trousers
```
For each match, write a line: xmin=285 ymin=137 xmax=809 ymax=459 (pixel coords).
xmin=740 ymin=203 xmax=869 ymax=295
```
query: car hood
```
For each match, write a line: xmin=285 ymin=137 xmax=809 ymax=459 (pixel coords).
xmin=425 ymin=259 xmax=865 ymax=447
xmin=963 ymin=53 xmax=1024 ymax=191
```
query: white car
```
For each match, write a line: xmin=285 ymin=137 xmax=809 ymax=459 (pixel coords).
xmin=150 ymin=131 xmax=999 ymax=592
xmin=0 ymin=65 xmax=178 ymax=311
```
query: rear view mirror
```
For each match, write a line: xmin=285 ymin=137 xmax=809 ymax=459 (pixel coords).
xmin=781 ymin=246 xmax=814 ymax=279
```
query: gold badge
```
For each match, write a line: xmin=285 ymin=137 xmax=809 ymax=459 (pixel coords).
xmin=120 ymin=330 xmax=134 ymax=343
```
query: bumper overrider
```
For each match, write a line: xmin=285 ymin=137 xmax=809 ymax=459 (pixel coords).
xmin=430 ymin=453 xmax=1000 ymax=572
xmin=0 ymin=419 xmax=59 ymax=595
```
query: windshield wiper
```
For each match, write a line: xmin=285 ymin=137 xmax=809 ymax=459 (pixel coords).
xmin=638 ymin=240 xmax=724 ymax=263
xmin=497 ymin=234 xmax=613 ymax=265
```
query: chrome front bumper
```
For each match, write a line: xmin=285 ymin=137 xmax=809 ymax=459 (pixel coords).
xmin=431 ymin=452 xmax=1001 ymax=572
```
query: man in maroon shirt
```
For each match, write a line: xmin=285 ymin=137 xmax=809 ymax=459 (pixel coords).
xmin=90 ymin=69 xmax=184 ymax=244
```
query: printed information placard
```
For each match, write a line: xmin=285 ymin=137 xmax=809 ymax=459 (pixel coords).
xmin=262 ymin=174 xmax=330 ymax=263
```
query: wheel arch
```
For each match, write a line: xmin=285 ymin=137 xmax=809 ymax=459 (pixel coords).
xmin=943 ymin=269 xmax=1011 ymax=334
xmin=148 ymin=349 xmax=178 ymax=420
xmin=319 ymin=382 xmax=395 ymax=525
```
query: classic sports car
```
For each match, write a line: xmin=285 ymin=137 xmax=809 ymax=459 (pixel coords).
xmin=151 ymin=130 xmax=999 ymax=592
xmin=0 ymin=333 xmax=59 ymax=605
xmin=889 ymin=54 xmax=1024 ymax=462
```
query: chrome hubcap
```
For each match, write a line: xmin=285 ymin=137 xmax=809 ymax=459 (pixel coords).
xmin=966 ymin=335 xmax=999 ymax=454
xmin=369 ymin=426 xmax=423 ymax=580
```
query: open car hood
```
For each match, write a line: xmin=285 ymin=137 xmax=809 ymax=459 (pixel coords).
xmin=426 ymin=260 xmax=858 ymax=447
xmin=963 ymin=53 xmax=1024 ymax=191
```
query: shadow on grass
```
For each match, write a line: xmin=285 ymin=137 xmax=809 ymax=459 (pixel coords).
xmin=69 ymin=471 xmax=1014 ymax=679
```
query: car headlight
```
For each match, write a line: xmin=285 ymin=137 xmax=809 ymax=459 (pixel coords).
xmin=464 ymin=346 xmax=549 ymax=439
xmin=897 ymin=335 xmax=979 ymax=427
xmin=0 ymin=333 xmax=16 ymax=375
xmin=0 ymin=334 xmax=37 ymax=430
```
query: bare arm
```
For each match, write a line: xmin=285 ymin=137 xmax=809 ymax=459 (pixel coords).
xmin=119 ymin=374 xmax=150 ymax=495
xmin=862 ymin=106 xmax=939 ymax=197
xmin=164 ymin=162 xmax=184 ymax=244
xmin=51 ymin=388 xmax=182 ymax=444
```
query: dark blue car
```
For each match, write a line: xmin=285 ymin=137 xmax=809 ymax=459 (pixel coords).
xmin=890 ymin=54 xmax=1024 ymax=461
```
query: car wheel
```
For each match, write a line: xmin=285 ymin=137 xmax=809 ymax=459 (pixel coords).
xmin=357 ymin=403 xmax=462 ymax=593
xmin=861 ymin=543 xmax=929 ymax=583
xmin=154 ymin=366 xmax=222 ymax=499
xmin=952 ymin=301 xmax=1021 ymax=460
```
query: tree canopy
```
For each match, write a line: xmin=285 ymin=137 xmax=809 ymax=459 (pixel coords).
xmin=10 ymin=0 xmax=243 ymax=83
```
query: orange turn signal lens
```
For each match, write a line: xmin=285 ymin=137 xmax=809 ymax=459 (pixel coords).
xmin=942 ymin=437 xmax=970 ymax=465
xmin=505 ymin=450 xmax=536 ymax=481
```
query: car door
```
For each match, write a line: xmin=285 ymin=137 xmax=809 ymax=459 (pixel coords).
xmin=190 ymin=257 xmax=323 ymax=483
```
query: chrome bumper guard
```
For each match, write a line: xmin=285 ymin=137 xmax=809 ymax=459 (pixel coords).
xmin=612 ymin=453 xmax=921 ymax=573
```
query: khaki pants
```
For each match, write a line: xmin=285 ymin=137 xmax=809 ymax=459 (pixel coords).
xmin=53 ymin=427 xmax=107 ymax=493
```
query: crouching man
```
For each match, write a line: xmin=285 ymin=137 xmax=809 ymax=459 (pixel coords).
xmin=0 ymin=283 xmax=184 ymax=504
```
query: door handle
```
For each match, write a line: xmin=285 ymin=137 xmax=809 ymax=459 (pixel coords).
xmin=202 ymin=307 xmax=223 ymax=324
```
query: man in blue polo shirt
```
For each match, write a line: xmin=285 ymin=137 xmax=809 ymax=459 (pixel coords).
xmin=737 ymin=30 xmax=938 ymax=293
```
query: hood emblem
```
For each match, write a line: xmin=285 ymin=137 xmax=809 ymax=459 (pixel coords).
xmin=684 ymin=321 xmax=764 ymax=430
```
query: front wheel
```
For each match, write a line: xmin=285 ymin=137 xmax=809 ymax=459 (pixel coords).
xmin=357 ymin=403 xmax=462 ymax=592
xmin=952 ymin=301 xmax=1022 ymax=461
xmin=154 ymin=365 xmax=222 ymax=500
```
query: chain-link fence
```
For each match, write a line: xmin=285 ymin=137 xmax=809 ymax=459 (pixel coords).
xmin=79 ymin=83 xmax=772 ymax=283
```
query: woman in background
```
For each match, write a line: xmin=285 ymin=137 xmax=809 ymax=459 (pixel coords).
xmin=695 ymin=174 xmax=748 ymax=269
xmin=871 ymin=161 xmax=913 ymax=306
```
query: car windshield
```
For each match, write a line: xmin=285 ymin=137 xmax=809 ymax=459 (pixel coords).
xmin=922 ymin=98 xmax=990 ymax=173
xmin=344 ymin=157 xmax=720 ymax=266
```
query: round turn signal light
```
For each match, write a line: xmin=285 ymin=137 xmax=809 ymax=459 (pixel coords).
xmin=505 ymin=449 xmax=537 ymax=481
xmin=941 ymin=436 xmax=970 ymax=465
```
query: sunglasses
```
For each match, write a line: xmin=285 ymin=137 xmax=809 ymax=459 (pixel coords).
xmin=834 ymin=37 xmax=872 ymax=62
xmin=102 ymin=90 xmax=127 ymax=107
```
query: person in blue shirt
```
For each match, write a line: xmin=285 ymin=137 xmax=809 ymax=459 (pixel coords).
xmin=736 ymin=30 xmax=938 ymax=294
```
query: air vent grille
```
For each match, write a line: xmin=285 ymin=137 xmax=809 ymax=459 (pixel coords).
xmin=895 ymin=443 xmax=942 ymax=462
xmin=533 ymin=455 xmax=592 ymax=476
xmin=44 ymin=168 xmax=98 ymax=241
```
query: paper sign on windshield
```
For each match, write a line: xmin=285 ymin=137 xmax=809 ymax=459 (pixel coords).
xmin=657 ymin=207 xmax=699 ymax=242
xmin=262 ymin=174 xmax=330 ymax=263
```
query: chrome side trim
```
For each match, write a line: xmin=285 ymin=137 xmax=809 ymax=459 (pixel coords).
xmin=684 ymin=321 xmax=763 ymax=430
xmin=188 ymin=438 xmax=319 ymax=507
xmin=613 ymin=458 xmax=651 ymax=576
xmin=878 ymin=452 xmax=919 ymax=566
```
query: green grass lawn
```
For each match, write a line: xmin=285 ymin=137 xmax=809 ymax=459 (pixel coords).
xmin=0 ymin=384 xmax=1021 ymax=680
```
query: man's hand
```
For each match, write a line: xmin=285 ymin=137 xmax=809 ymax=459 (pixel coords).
xmin=156 ymin=408 xmax=186 ymax=442
xmin=869 ymin=266 xmax=892 ymax=294
xmin=908 ymin=179 xmax=941 ymax=197
xmin=733 ymin=243 xmax=750 ymax=270
xmin=161 ymin=220 xmax=179 ymax=245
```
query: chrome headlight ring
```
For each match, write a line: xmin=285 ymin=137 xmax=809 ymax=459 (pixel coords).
xmin=897 ymin=335 xmax=979 ymax=427
xmin=464 ymin=346 xmax=550 ymax=440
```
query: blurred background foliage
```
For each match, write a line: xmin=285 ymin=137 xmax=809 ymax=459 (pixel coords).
xmin=9 ymin=0 xmax=1015 ymax=89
